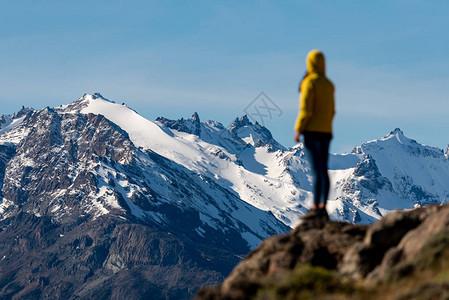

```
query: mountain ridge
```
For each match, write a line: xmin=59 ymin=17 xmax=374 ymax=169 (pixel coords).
xmin=0 ymin=94 xmax=289 ymax=298
xmin=2 ymin=93 xmax=449 ymax=228
xmin=0 ymin=93 xmax=448 ymax=298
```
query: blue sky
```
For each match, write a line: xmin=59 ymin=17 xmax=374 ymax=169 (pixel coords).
xmin=1 ymin=0 xmax=448 ymax=153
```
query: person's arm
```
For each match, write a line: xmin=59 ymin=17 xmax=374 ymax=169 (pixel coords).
xmin=332 ymin=84 xmax=336 ymax=118
xmin=294 ymin=78 xmax=314 ymax=140
xmin=294 ymin=131 xmax=300 ymax=142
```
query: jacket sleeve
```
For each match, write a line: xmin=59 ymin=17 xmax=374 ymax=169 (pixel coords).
xmin=332 ymin=84 xmax=336 ymax=117
xmin=294 ymin=78 xmax=314 ymax=132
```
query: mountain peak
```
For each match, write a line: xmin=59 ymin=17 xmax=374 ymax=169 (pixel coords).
xmin=227 ymin=115 xmax=285 ymax=151
xmin=229 ymin=115 xmax=253 ymax=133
xmin=0 ymin=106 xmax=34 ymax=134
xmin=390 ymin=128 xmax=404 ymax=135
xmin=60 ymin=93 xmax=116 ymax=113
xmin=360 ymin=128 xmax=444 ymax=160
xmin=156 ymin=113 xmax=202 ymax=136
xmin=79 ymin=93 xmax=113 ymax=103
xmin=379 ymin=128 xmax=418 ymax=146
xmin=240 ymin=115 xmax=251 ymax=125
xmin=385 ymin=128 xmax=406 ymax=140
xmin=14 ymin=106 xmax=34 ymax=118
xmin=92 ymin=92 xmax=104 ymax=99
xmin=190 ymin=112 xmax=200 ymax=123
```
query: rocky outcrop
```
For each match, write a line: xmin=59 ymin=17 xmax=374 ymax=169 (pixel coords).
xmin=156 ymin=112 xmax=202 ymax=136
xmin=196 ymin=204 xmax=449 ymax=299
xmin=349 ymin=154 xmax=393 ymax=195
xmin=229 ymin=116 xmax=284 ymax=151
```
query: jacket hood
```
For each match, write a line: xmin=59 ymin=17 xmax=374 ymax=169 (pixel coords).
xmin=306 ymin=50 xmax=326 ymax=75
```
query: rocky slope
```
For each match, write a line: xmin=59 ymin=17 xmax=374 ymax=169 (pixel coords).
xmin=0 ymin=213 xmax=237 ymax=299
xmin=196 ymin=203 xmax=449 ymax=299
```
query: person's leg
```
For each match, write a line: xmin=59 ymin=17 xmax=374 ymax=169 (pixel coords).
xmin=318 ymin=138 xmax=331 ymax=207
xmin=303 ymin=135 xmax=321 ymax=209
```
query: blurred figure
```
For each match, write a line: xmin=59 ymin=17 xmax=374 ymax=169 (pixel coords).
xmin=294 ymin=50 xmax=335 ymax=219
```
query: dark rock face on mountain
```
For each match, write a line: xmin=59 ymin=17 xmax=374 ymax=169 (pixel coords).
xmin=0 ymin=213 xmax=238 ymax=299
xmin=343 ymin=154 xmax=393 ymax=196
xmin=196 ymin=204 xmax=449 ymax=300
xmin=2 ymin=110 xmax=133 ymax=216
xmin=0 ymin=106 xmax=33 ymax=128
xmin=156 ymin=112 xmax=202 ymax=136
xmin=229 ymin=116 xmax=284 ymax=151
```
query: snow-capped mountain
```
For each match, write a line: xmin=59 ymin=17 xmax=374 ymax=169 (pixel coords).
xmin=133 ymin=96 xmax=449 ymax=227
xmin=4 ymin=93 xmax=447 ymax=228
xmin=327 ymin=128 xmax=449 ymax=223
xmin=157 ymin=113 xmax=449 ymax=226
xmin=0 ymin=93 xmax=288 ymax=250
xmin=0 ymin=94 xmax=290 ymax=298
xmin=2 ymin=93 xmax=448 ymax=228
xmin=0 ymin=93 xmax=448 ymax=298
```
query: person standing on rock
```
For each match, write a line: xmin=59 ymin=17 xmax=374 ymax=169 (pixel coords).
xmin=294 ymin=50 xmax=335 ymax=219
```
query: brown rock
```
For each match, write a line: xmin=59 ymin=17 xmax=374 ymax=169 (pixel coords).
xmin=340 ymin=205 xmax=439 ymax=279
xmin=196 ymin=204 xmax=449 ymax=299
xmin=397 ymin=205 xmax=449 ymax=260
xmin=369 ymin=205 xmax=449 ymax=281
xmin=215 ymin=220 xmax=366 ymax=299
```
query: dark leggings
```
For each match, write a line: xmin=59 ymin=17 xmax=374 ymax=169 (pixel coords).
xmin=303 ymin=132 xmax=331 ymax=207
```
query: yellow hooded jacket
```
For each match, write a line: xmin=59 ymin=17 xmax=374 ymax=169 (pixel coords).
xmin=294 ymin=50 xmax=335 ymax=134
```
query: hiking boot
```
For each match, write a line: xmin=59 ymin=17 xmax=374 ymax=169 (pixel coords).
xmin=318 ymin=208 xmax=329 ymax=220
xmin=300 ymin=209 xmax=320 ymax=220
